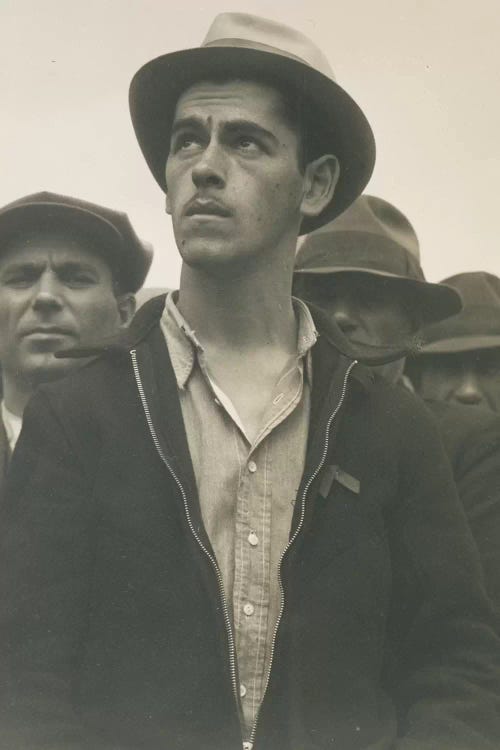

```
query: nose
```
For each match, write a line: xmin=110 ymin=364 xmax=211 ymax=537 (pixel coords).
xmin=332 ymin=306 xmax=358 ymax=338
xmin=32 ymin=271 xmax=64 ymax=312
xmin=452 ymin=372 xmax=484 ymax=406
xmin=191 ymin=140 xmax=226 ymax=190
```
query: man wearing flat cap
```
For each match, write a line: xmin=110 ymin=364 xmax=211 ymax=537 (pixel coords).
xmin=0 ymin=191 xmax=152 ymax=492
xmin=295 ymin=193 xmax=500 ymax=624
xmin=2 ymin=14 xmax=500 ymax=750
xmin=406 ymin=272 xmax=500 ymax=413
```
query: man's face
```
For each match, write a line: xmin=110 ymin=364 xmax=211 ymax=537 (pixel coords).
xmin=297 ymin=273 xmax=415 ymax=383
xmin=0 ymin=230 xmax=128 ymax=386
xmin=413 ymin=349 xmax=500 ymax=412
xmin=165 ymin=79 xmax=307 ymax=272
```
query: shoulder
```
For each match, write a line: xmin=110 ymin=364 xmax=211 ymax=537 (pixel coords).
xmin=350 ymin=371 xmax=440 ymax=436
xmin=423 ymin=400 xmax=500 ymax=468
xmin=37 ymin=351 xmax=134 ymax=421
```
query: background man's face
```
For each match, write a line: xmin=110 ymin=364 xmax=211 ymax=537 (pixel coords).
xmin=297 ymin=273 xmax=415 ymax=383
xmin=413 ymin=349 xmax=500 ymax=411
xmin=165 ymin=79 xmax=306 ymax=272
xmin=0 ymin=230 xmax=125 ymax=385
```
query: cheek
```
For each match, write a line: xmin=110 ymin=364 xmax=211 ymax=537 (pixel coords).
xmin=480 ymin=375 xmax=500 ymax=397
xmin=421 ymin=369 xmax=452 ymax=396
xmin=71 ymin=297 xmax=120 ymax=336
xmin=0 ymin=301 xmax=24 ymax=347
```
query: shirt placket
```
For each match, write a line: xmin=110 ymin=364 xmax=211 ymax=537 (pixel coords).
xmin=233 ymin=437 xmax=272 ymax=731
xmin=233 ymin=362 xmax=306 ymax=734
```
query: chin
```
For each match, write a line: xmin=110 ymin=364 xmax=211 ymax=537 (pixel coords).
xmin=180 ymin=238 xmax=252 ymax=274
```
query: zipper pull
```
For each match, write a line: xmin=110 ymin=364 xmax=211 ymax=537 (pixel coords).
xmin=319 ymin=464 xmax=360 ymax=498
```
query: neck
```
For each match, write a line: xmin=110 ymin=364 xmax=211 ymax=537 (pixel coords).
xmin=2 ymin=372 xmax=34 ymax=417
xmin=177 ymin=248 xmax=298 ymax=353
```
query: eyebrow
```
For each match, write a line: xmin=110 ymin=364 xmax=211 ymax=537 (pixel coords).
xmin=0 ymin=260 xmax=99 ymax=275
xmin=170 ymin=116 xmax=279 ymax=145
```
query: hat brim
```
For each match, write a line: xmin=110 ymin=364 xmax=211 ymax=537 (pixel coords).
xmin=293 ymin=267 xmax=462 ymax=326
xmin=129 ymin=46 xmax=376 ymax=234
xmin=419 ymin=335 xmax=500 ymax=354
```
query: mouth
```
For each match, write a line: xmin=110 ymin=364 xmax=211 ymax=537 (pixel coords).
xmin=22 ymin=327 xmax=74 ymax=338
xmin=184 ymin=199 xmax=231 ymax=218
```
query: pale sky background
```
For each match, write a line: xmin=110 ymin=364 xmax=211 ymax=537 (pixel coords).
xmin=1 ymin=0 xmax=499 ymax=287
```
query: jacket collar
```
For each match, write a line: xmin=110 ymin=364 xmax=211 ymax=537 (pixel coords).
xmin=60 ymin=292 xmax=410 ymax=380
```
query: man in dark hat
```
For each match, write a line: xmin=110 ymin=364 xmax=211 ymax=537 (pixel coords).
xmin=2 ymin=14 xmax=500 ymax=750
xmin=294 ymin=193 xmax=500 ymax=619
xmin=0 ymin=191 xmax=152 ymax=478
xmin=406 ymin=272 xmax=500 ymax=412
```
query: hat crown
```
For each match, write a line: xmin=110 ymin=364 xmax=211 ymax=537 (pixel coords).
xmin=442 ymin=271 xmax=500 ymax=309
xmin=296 ymin=195 xmax=423 ymax=280
xmin=314 ymin=195 xmax=419 ymax=260
xmin=202 ymin=12 xmax=336 ymax=81
xmin=419 ymin=271 xmax=500 ymax=353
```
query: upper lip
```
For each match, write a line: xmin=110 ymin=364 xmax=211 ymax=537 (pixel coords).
xmin=184 ymin=198 xmax=231 ymax=217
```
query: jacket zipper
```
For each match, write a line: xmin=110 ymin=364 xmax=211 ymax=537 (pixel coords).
xmin=129 ymin=349 xmax=240 ymax=706
xmin=247 ymin=359 xmax=357 ymax=749
xmin=131 ymin=346 xmax=356 ymax=750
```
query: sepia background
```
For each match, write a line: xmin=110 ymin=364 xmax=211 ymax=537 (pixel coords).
xmin=1 ymin=0 xmax=499 ymax=287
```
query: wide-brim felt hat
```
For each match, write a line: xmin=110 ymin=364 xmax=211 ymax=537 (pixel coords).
xmin=418 ymin=271 xmax=500 ymax=353
xmin=0 ymin=192 xmax=153 ymax=293
xmin=129 ymin=12 xmax=376 ymax=234
xmin=294 ymin=195 xmax=462 ymax=326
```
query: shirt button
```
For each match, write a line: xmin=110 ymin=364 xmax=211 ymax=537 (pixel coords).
xmin=240 ymin=683 xmax=247 ymax=698
xmin=248 ymin=532 xmax=259 ymax=546
xmin=243 ymin=602 xmax=254 ymax=616
xmin=248 ymin=460 xmax=257 ymax=473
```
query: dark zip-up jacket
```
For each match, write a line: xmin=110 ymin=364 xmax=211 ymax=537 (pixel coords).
xmin=424 ymin=399 xmax=500 ymax=615
xmin=1 ymin=297 xmax=500 ymax=750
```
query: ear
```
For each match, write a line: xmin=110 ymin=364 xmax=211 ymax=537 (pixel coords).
xmin=300 ymin=154 xmax=340 ymax=220
xmin=115 ymin=293 xmax=136 ymax=327
xmin=165 ymin=191 xmax=172 ymax=215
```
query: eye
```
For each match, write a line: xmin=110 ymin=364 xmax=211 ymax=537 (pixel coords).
xmin=172 ymin=132 xmax=202 ymax=153
xmin=60 ymin=271 xmax=97 ymax=288
xmin=235 ymin=135 xmax=260 ymax=152
xmin=2 ymin=270 xmax=38 ymax=288
xmin=479 ymin=360 xmax=500 ymax=377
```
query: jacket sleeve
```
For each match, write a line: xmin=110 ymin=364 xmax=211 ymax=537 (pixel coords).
xmin=384 ymin=393 xmax=500 ymax=750
xmin=0 ymin=390 xmax=101 ymax=750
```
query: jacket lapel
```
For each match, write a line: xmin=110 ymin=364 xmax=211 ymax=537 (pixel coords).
xmin=132 ymin=325 xmax=214 ymax=552
xmin=0 ymin=417 xmax=10 ymax=504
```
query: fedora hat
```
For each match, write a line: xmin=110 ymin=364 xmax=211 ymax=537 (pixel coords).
xmin=0 ymin=192 xmax=153 ymax=293
xmin=294 ymin=195 xmax=462 ymax=326
xmin=419 ymin=272 xmax=500 ymax=353
xmin=129 ymin=12 xmax=375 ymax=234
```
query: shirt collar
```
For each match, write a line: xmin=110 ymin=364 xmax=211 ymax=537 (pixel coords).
xmin=160 ymin=290 xmax=317 ymax=390
xmin=1 ymin=402 xmax=23 ymax=453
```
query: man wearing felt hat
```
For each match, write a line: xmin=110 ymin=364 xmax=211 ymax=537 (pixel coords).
xmin=406 ymin=272 xmax=500 ymax=412
xmin=295 ymin=193 xmax=500 ymax=630
xmin=2 ymin=14 xmax=500 ymax=750
xmin=0 ymin=191 xmax=151 ymax=483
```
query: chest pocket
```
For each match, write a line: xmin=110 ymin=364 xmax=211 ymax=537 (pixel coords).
xmin=293 ymin=465 xmax=390 ymax=583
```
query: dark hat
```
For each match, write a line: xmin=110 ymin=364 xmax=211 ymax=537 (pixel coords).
xmin=419 ymin=272 xmax=500 ymax=353
xmin=129 ymin=12 xmax=375 ymax=234
xmin=294 ymin=195 xmax=462 ymax=326
xmin=0 ymin=191 xmax=153 ymax=293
